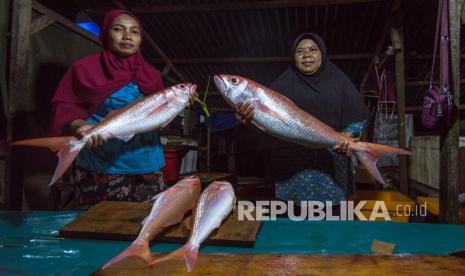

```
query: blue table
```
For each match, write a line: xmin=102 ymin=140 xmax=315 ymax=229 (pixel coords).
xmin=1 ymin=211 xmax=465 ymax=275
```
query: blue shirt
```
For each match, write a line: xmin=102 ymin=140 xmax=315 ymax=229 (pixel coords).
xmin=76 ymin=82 xmax=165 ymax=174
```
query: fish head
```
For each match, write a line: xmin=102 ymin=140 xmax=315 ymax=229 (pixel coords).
xmin=177 ymin=175 xmax=201 ymax=188
xmin=170 ymin=83 xmax=197 ymax=104
xmin=165 ymin=175 xmax=201 ymax=197
xmin=206 ymin=181 xmax=235 ymax=201
xmin=214 ymin=74 xmax=255 ymax=105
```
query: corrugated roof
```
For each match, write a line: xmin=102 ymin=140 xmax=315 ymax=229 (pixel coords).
xmin=70 ymin=0 xmax=463 ymax=109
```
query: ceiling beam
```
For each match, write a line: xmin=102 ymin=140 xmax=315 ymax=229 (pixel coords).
xmin=149 ymin=54 xmax=374 ymax=65
xmin=32 ymin=1 xmax=100 ymax=45
xmin=87 ymin=0 xmax=385 ymax=14
xmin=30 ymin=14 xmax=55 ymax=35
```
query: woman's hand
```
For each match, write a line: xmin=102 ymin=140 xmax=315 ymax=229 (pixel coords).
xmin=333 ymin=132 xmax=357 ymax=156
xmin=235 ymin=102 xmax=254 ymax=124
xmin=70 ymin=119 xmax=107 ymax=150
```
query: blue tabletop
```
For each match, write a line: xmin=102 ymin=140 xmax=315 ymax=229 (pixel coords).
xmin=1 ymin=211 xmax=465 ymax=275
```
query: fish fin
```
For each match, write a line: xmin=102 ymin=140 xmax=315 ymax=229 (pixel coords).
xmin=184 ymin=244 xmax=200 ymax=272
xmin=182 ymin=215 xmax=192 ymax=230
xmin=147 ymin=102 xmax=171 ymax=117
xmin=101 ymin=242 xmax=155 ymax=270
xmin=102 ymin=129 xmax=135 ymax=142
xmin=147 ymin=191 xmax=165 ymax=203
xmin=149 ymin=244 xmax=199 ymax=272
xmin=163 ymin=214 xmax=185 ymax=228
xmin=13 ymin=136 xmax=83 ymax=186
xmin=146 ymin=102 xmax=178 ymax=130
xmin=160 ymin=113 xmax=178 ymax=130
xmin=257 ymin=105 xmax=287 ymax=125
xmin=115 ymin=133 xmax=135 ymax=142
xmin=141 ymin=192 xmax=166 ymax=225
xmin=354 ymin=142 xmax=411 ymax=185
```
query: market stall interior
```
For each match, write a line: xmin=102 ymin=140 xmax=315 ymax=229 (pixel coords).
xmin=1 ymin=0 xmax=465 ymax=274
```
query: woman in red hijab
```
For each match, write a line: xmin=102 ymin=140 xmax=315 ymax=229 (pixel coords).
xmin=50 ymin=10 xmax=189 ymax=209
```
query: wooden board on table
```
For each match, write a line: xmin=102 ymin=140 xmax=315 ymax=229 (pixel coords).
xmin=93 ymin=254 xmax=465 ymax=275
xmin=59 ymin=201 xmax=261 ymax=247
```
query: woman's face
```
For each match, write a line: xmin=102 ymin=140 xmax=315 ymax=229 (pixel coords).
xmin=107 ymin=14 xmax=141 ymax=57
xmin=294 ymin=39 xmax=322 ymax=75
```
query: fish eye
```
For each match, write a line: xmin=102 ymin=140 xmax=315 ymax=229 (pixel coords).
xmin=230 ymin=77 xmax=239 ymax=84
xmin=179 ymin=84 xmax=185 ymax=89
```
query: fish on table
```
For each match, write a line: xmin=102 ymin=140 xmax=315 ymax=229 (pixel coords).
xmin=214 ymin=74 xmax=411 ymax=185
xmin=101 ymin=176 xmax=201 ymax=270
xmin=13 ymin=83 xmax=197 ymax=185
xmin=151 ymin=181 xmax=236 ymax=272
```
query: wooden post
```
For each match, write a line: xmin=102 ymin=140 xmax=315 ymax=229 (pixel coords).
xmin=393 ymin=27 xmax=408 ymax=194
xmin=6 ymin=0 xmax=32 ymax=210
xmin=439 ymin=0 xmax=460 ymax=224
xmin=207 ymin=118 xmax=212 ymax=172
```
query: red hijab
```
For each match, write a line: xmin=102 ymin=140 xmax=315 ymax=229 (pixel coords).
xmin=49 ymin=10 xmax=164 ymax=136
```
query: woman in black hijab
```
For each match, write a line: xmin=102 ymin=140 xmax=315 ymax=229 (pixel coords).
xmin=236 ymin=33 xmax=369 ymax=206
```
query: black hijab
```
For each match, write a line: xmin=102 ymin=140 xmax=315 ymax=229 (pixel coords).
xmin=270 ymin=33 xmax=368 ymax=130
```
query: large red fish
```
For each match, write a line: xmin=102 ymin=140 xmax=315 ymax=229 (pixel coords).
xmin=151 ymin=181 xmax=235 ymax=272
xmin=101 ymin=176 xmax=201 ymax=270
xmin=13 ymin=83 xmax=197 ymax=185
xmin=214 ymin=74 xmax=410 ymax=184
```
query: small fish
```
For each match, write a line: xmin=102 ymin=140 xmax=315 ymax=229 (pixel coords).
xmin=151 ymin=181 xmax=235 ymax=272
xmin=101 ymin=176 xmax=201 ymax=270
xmin=214 ymin=74 xmax=411 ymax=184
xmin=13 ymin=83 xmax=197 ymax=185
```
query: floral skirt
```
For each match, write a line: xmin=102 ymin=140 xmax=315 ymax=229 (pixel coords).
xmin=73 ymin=166 xmax=166 ymax=209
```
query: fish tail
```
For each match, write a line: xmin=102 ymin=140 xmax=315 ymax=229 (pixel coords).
xmin=102 ymin=242 xmax=154 ymax=270
xmin=12 ymin=136 xmax=84 ymax=186
xmin=150 ymin=243 xmax=199 ymax=272
xmin=353 ymin=142 xmax=411 ymax=185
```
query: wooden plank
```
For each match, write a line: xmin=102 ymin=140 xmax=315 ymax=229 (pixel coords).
xmin=30 ymin=14 xmax=54 ymax=35
xmin=5 ymin=0 xmax=32 ymax=210
xmin=393 ymin=26 xmax=408 ymax=195
xmin=31 ymin=0 xmax=100 ymax=45
xmin=88 ymin=0 xmax=385 ymax=15
xmin=60 ymin=201 xmax=261 ymax=248
xmin=439 ymin=0 xmax=461 ymax=224
xmin=93 ymin=254 xmax=465 ymax=275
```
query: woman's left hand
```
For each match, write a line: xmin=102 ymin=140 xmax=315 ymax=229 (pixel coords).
xmin=333 ymin=132 xmax=356 ymax=156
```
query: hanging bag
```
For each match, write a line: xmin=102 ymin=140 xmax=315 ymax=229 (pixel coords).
xmin=421 ymin=0 xmax=453 ymax=129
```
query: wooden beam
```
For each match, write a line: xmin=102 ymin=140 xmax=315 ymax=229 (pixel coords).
xmin=406 ymin=79 xmax=465 ymax=87
xmin=207 ymin=119 xmax=212 ymax=172
xmin=374 ymin=0 xmax=402 ymax=57
xmin=32 ymin=0 xmax=100 ymax=45
xmin=149 ymin=54 xmax=373 ymax=65
xmin=30 ymin=14 xmax=54 ymax=35
xmin=6 ymin=0 xmax=32 ymax=210
xmin=409 ymin=54 xmax=465 ymax=60
xmin=405 ymin=105 xmax=465 ymax=112
xmin=439 ymin=0 xmax=460 ymax=224
xmin=112 ymin=1 xmax=186 ymax=83
xmin=88 ymin=0 xmax=385 ymax=14
xmin=393 ymin=26 xmax=408 ymax=195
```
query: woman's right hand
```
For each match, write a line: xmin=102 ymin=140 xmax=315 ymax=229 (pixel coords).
xmin=71 ymin=120 xmax=107 ymax=150
xmin=235 ymin=102 xmax=255 ymax=124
